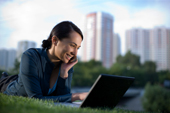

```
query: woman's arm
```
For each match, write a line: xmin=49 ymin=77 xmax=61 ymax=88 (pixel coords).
xmin=20 ymin=50 xmax=72 ymax=102
xmin=55 ymin=59 xmax=88 ymax=102
xmin=71 ymin=92 xmax=88 ymax=102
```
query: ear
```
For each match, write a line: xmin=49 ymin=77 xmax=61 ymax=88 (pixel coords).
xmin=51 ymin=36 xmax=59 ymax=46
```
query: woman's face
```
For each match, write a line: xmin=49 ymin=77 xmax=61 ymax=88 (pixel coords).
xmin=55 ymin=31 xmax=82 ymax=63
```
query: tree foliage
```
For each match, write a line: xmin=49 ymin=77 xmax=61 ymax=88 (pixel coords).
xmin=116 ymin=51 xmax=141 ymax=69
xmin=8 ymin=58 xmax=20 ymax=75
xmin=142 ymin=83 xmax=170 ymax=113
xmin=0 ymin=69 xmax=6 ymax=78
xmin=72 ymin=51 xmax=169 ymax=87
xmin=72 ymin=59 xmax=107 ymax=87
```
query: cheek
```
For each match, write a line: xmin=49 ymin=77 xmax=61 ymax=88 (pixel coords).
xmin=64 ymin=45 xmax=72 ymax=53
xmin=57 ymin=45 xmax=72 ymax=59
xmin=60 ymin=46 xmax=70 ymax=57
xmin=55 ymin=46 xmax=64 ymax=59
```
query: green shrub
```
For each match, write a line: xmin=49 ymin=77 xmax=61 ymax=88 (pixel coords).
xmin=142 ymin=83 xmax=170 ymax=113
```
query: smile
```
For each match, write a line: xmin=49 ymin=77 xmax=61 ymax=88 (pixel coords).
xmin=66 ymin=54 xmax=72 ymax=59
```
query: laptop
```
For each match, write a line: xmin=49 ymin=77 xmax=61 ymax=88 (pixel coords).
xmin=55 ymin=74 xmax=135 ymax=109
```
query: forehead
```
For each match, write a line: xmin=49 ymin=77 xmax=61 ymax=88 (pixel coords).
xmin=62 ymin=31 xmax=82 ymax=46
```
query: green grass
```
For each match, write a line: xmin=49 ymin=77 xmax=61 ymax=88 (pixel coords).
xmin=0 ymin=93 xmax=148 ymax=113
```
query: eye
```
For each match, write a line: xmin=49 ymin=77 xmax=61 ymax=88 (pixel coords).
xmin=70 ymin=44 xmax=76 ymax=48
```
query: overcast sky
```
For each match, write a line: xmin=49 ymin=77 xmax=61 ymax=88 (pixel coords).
xmin=0 ymin=0 xmax=170 ymax=56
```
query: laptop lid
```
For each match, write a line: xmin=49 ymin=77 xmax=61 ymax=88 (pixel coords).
xmin=80 ymin=74 xmax=135 ymax=109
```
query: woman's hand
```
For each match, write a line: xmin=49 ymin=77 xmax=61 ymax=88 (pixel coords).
xmin=71 ymin=92 xmax=88 ymax=102
xmin=60 ymin=59 xmax=78 ymax=79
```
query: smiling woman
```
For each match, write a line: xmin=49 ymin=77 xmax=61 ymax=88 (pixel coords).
xmin=1 ymin=21 xmax=88 ymax=103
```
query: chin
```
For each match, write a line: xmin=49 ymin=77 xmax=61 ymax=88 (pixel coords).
xmin=63 ymin=59 xmax=69 ymax=63
xmin=63 ymin=55 xmax=70 ymax=63
xmin=64 ymin=61 xmax=69 ymax=63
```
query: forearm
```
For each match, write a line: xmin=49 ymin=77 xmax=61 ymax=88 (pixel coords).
xmin=33 ymin=93 xmax=72 ymax=102
xmin=71 ymin=92 xmax=88 ymax=102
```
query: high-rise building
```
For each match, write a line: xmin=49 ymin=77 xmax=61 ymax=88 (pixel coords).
xmin=82 ymin=12 xmax=114 ymax=68
xmin=7 ymin=49 xmax=17 ymax=70
xmin=0 ymin=49 xmax=8 ymax=70
xmin=150 ymin=27 xmax=170 ymax=71
xmin=0 ymin=40 xmax=36 ymax=71
xmin=0 ymin=49 xmax=16 ymax=71
xmin=126 ymin=28 xmax=150 ymax=64
xmin=113 ymin=33 xmax=121 ymax=64
xmin=125 ymin=27 xmax=170 ymax=71
xmin=17 ymin=40 xmax=37 ymax=61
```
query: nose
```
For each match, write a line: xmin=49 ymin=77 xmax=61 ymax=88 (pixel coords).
xmin=71 ymin=48 xmax=78 ymax=56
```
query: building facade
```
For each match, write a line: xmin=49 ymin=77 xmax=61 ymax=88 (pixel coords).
xmin=17 ymin=40 xmax=36 ymax=61
xmin=126 ymin=28 xmax=150 ymax=64
xmin=113 ymin=33 xmax=121 ymax=64
xmin=0 ymin=49 xmax=8 ymax=70
xmin=82 ymin=12 xmax=114 ymax=68
xmin=0 ymin=40 xmax=36 ymax=71
xmin=125 ymin=27 xmax=170 ymax=71
xmin=7 ymin=49 xmax=17 ymax=70
xmin=0 ymin=49 xmax=16 ymax=71
xmin=150 ymin=27 xmax=170 ymax=71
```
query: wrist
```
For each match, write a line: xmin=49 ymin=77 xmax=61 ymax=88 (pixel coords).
xmin=60 ymin=70 xmax=68 ymax=79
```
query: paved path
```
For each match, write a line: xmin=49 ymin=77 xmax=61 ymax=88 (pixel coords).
xmin=116 ymin=90 xmax=144 ymax=111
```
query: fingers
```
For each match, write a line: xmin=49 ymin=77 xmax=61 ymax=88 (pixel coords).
xmin=70 ymin=57 xmax=78 ymax=63
xmin=60 ymin=59 xmax=78 ymax=79
xmin=79 ymin=92 xmax=88 ymax=101
xmin=68 ymin=58 xmax=78 ymax=67
xmin=71 ymin=58 xmax=78 ymax=65
xmin=71 ymin=92 xmax=88 ymax=102
xmin=62 ymin=58 xmax=78 ymax=69
xmin=60 ymin=58 xmax=78 ymax=79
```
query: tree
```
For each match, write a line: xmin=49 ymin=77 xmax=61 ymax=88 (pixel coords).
xmin=142 ymin=61 xmax=156 ymax=73
xmin=0 ymin=69 xmax=6 ymax=78
xmin=142 ymin=83 xmax=170 ymax=113
xmin=111 ymin=51 xmax=159 ymax=87
xmin=116 ymin=50 xmax=141 ymax=69
xmin=8 ymin=58 xmax=20 ymax=75
xmin=72 ymin=60 xmax=107 ymax=87
xmin=142 ymin=61 xmax=158 ymax=85
xmin=157 ymin=70 xmax=170 ymax=84
xmin=108 ymin=63 xmax=126 ymax=76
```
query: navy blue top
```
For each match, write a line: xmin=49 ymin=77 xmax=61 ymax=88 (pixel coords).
xmin=4 ymin=48 xmax=73 ymax=102
xmin=48 ymin=65 xmax=60 ymax=95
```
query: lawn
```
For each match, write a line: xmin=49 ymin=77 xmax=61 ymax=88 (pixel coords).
xmin=0 ymin=93 xmax=148 ymax=113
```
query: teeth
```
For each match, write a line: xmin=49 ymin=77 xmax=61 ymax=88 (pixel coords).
xmin=67 ymin=54 xmax=72 ymax=58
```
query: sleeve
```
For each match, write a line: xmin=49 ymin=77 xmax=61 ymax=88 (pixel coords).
xmin=56 ymin=68 xmax=73 ymax=95
xmin=20 ymin=50 xmax=72 ymax=102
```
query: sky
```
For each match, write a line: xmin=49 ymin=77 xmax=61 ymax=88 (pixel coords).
xmin=0 ymin=0 xmax=170 ymax=56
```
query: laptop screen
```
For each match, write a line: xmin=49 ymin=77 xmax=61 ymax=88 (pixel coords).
xmin=80 ymin=74 xmax=135 ymax=109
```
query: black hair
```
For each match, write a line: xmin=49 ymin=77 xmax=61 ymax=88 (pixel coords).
xmin=41 ymin=21 xmax=83 ymax=49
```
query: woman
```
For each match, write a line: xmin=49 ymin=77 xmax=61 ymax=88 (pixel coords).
xmin=2 ymin=21 xmax=88 ymax=102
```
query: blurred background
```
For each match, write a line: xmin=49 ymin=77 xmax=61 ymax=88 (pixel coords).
xmin=0 ymin=0 xmax=170 ymax=112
